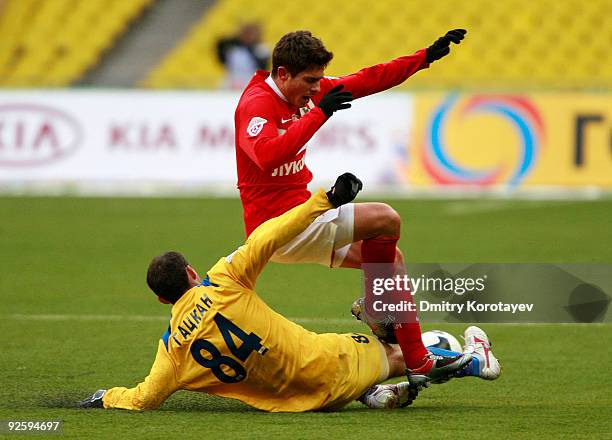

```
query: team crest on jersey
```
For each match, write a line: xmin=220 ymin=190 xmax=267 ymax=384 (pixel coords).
xmin=246 ymin=117 xmax=267 ymax=137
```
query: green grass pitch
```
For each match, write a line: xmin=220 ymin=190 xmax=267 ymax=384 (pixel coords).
xmin=1 ymin=196 xmax=611 ymax=439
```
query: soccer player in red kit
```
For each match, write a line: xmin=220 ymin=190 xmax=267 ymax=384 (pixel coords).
xmin=234 ymin=29 xmax=475 ymax=383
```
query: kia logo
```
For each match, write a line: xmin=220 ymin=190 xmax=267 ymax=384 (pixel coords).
xmin=0 ymin=104 xmax=82 ymax=166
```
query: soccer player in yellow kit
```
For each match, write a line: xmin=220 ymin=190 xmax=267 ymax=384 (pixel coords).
xmin=77 ymin=173 xmax=433 ymax=412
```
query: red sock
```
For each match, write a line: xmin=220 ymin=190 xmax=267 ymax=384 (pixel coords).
xmin=361 ymin=237 xmax=428 ymax=370
xmin=393 ymin=322 xmax=428 ymax=369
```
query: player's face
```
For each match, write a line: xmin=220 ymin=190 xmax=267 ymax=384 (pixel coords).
xmin=279 ymin=66 xmax=324 ymax=108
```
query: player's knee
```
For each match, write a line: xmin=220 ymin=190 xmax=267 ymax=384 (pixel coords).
xmin=372 ymin=204 xmax=401 ymax=237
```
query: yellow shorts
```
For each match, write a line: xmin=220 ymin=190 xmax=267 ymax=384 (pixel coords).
xmin=322 ymin=333 xmax=389 ymax=411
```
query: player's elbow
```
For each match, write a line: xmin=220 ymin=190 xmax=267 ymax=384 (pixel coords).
xmin=129 ymin=386 xmax=167 ymax=411
xmin=105 ymin=397 xmax=161 ymax=411
xmin=251 ymin=153 xmax=280 ymax=173
xmin=133 ymin=395 xmax=163 ymax=411
xmin=254 ymin=156 xmax=275 ymax=172
xmin=249 ymin=140 xmax=288 ymax=173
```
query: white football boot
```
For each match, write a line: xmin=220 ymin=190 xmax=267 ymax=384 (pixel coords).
xmin=358 ymin=376 xmax=430 ymax=409
xmin=462 ymin=326 xmax=501 ymax=380
xmin=358 ymin=384 xmax=400 ymax=409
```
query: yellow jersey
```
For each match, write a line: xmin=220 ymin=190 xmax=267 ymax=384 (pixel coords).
xmin=102 ymin=190 xmax=383 ymax=412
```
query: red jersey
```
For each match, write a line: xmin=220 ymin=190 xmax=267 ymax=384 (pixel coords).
xmin=235 ymin=49 xmax=428 ymax=236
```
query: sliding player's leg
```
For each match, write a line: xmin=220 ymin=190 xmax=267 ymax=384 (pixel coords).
xmin=357 ymin=341 xmax=429 ymax=409
xmin=323 ymin=332 xmax=427 ymax=411
xmin=358 ymin=331 xmax=501 ymax=409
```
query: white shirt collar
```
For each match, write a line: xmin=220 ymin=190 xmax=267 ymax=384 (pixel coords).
xmin=265 ymin=74 xmax=288 ymax=102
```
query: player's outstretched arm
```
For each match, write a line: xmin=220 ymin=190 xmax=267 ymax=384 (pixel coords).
xmin=77 ymin=340 xmax=179 ymax=410
xmin=223 ymin=173 xmax=363 ymax=289
xmin=322 ymin=29 xmax=467 ymax=100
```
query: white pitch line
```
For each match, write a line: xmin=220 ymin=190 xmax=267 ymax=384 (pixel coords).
xmin=2 ymin=314 xmax=609 ymax=325
xmin=290 ymin=317 xmax=356 ymax=325
xmin=5 ymin=313 xmax=167 ymax=322
xmin=2 ymin=313 xmax=355 ymax=325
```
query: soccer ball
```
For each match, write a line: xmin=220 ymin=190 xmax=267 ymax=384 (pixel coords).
xmin=421 ymin=330 xmax=462 ymax=353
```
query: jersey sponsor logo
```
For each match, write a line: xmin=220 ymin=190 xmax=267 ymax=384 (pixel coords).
xmin=281 ymin=117 xmax=292 ymax=124
xmin=271 ymin=155 xmax=305 ymax=177
xmin=246 ymin=117 xmax=267 ymax=137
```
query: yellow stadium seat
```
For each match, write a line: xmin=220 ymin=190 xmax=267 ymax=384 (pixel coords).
xmin=0 ymin=0 xmax=153 ymax=87
xmin=145 ymin=0 xmax=612 ymax=90
xmin=1 ymin=0 xmax=609 ymax=88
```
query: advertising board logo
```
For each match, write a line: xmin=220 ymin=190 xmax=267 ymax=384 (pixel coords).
xmin=0 ymin=104 xmax=82 ymax=166
xmin=422 ymin=95 xmax=544 ymax=186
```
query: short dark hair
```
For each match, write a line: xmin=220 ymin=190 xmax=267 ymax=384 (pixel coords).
xmin=272 ymin=30 xmax=333 ymax=76
xmin=146 ymin=251 xmax=190 ymax=304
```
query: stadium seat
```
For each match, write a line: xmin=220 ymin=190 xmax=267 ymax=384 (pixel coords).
xmin=144 ymin=0 xmax=611 ymax=90
xmin=0 ymin=0 xmax=153 ymax=87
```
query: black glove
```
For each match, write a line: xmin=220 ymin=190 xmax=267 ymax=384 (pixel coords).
xmin=426 ymin=29 xmax=467 ymax=63
xmin=318 ymin=84 xmax=353 ymax=118
xmin=77 ymin=389 xmax=106 ymax=409
xmin=326 ymin=172 xmax=362 ymax=207
xmin=399 ymin=375 xmax=430 ymax=407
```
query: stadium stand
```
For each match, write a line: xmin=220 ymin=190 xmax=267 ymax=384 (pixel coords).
xmin=0 ymin=0 xmax=153 ymax=87
xmin=0 ymin=0 xmax=609 ymax=89
xmin=144 ymin=0 xmax=611 ymax=90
